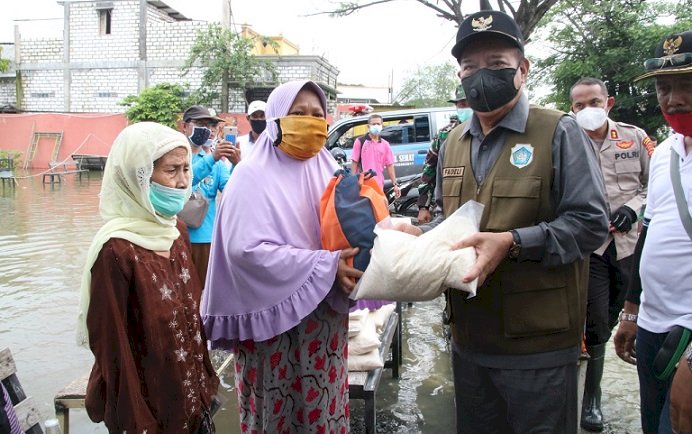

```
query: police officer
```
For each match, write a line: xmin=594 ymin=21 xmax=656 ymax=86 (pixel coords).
xmin=417 ymin=85 xmax=472 ymax=223
xmin=570 ymin=77 xmax=651 ymax=432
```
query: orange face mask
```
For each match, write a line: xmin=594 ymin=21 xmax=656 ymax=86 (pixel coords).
xmin=276 ymin=115 xmax=328 ymax=160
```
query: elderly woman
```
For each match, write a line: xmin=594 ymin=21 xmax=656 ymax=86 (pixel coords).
xmin=202 ymin=80 xmax=362 ymax=432
xmin=77 ymin=122 xmax=219 ymax=433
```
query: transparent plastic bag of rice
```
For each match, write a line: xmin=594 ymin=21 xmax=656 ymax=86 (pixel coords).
xmin=352 ymin=200 xmax=484 ymax=302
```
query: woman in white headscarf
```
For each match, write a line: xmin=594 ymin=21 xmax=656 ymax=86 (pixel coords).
xmin=77 ymin=122 xmax=219 ymax=433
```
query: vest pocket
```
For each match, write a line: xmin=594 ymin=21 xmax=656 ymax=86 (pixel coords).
xmin=442 ymin=177 xmax=462 ymax=197
xmin=501 ymin=266 xmax=569 ymax=337
xmin=485 ymin=177 xmax=542 ymax=231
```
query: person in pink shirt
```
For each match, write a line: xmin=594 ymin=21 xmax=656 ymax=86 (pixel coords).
xmin=351 ymin=114 xmax=401 ymax=197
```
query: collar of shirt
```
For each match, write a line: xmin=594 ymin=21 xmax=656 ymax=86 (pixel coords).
xmin=192 ymin=147 xmax=210 ymax=160
xmin=670 ymin=133 xmax=688 ymax=160
xmin=462 ymin=91 xmax=530 ymax=140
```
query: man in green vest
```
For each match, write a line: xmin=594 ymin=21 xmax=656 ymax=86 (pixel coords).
xmin=397 ymin=10 xmax=609 ymax=433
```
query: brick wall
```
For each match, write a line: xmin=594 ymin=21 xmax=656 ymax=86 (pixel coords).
xmin=71 ymin=69 xmax=139 ymax=112
xmin=70 ymin=1 xmax=140 ymax=62
xmin=12 ymin=0 xmax=339 ymax=114
xmin=0 ymin=78 xmax=16 ymax=106
xmin=20 ymin=39 xmax=62 ymax=63
xmin=22 ymin=70 xmax=63 ymax=112
xmin=147 ymin=20 xmax=205 ymax=59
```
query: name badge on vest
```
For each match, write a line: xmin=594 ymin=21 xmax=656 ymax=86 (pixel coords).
xmin=510 ymin=144 xmax=534 ymax=169
xmin=443 ymin=166 xmax=465 ymax=177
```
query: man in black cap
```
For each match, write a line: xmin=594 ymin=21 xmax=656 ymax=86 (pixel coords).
xmin=614 ymin=29 xmax=692 ymax=434
xmin=417 ymin=84 xmax=471 ymax=224
xmin=398 ymin=10 xmax=609 ymax=433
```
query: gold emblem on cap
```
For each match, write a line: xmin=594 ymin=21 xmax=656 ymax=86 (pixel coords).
xmin=472 ymin=15 xmax=493 ymax=32
xmin=662 ymin=36 xmax=682 ymax=56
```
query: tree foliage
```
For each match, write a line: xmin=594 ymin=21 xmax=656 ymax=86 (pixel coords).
xmin=395 ymin=62 xmax=458 ymax=107
xmin=182 ymin=24 xmax=277 ymax=112
xmin=0 ymin=47 xmax=10 ymax=73
xmin=311 ymin=0 xmax=559 ymax=41
xmin=532 ymin=0 xmax=692 ymax=138
xmin=119 ymin=83 xmax=187 ymax=129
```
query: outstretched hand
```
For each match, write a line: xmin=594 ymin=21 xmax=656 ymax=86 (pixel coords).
xmin=336 ymin=247 xmax=363 ymax=294
xmin=451 ymin=232 xmax=513 ymax=286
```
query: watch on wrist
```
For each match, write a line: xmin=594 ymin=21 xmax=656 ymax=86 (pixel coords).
xmin=618 ymin=309 xmax=638 ymax=323
xmin=686 ymin=342 xmax=692 ymax=373
xmin=508 ymin=230 xmax=521 ymax=260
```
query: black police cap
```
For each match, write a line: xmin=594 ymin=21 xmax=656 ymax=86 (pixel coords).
xmin=634 ymin=30 xmax=692 ymax=81
xmin=451 ymin=10 xmax=524 ymax=60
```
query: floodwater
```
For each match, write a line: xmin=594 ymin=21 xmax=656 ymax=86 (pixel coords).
xmin=0 ymin=171 xmax=641 ymax=433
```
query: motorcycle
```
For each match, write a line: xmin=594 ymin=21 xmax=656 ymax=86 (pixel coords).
xmin=384 ymin=173 xmax=422 ymax=220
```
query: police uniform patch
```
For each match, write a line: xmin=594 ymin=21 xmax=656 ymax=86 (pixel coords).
xmin=643 ymin=136 xmax=655 ymax=157
xmin=616 ymin=140 xmax=634 ymax=149
xmin=443 ymin=166 xmax=465 ymax=177
xmin=610 ymin=129 xmax=619 ymax=139
xmin=510 ymin=144 xmax=533 ymax=169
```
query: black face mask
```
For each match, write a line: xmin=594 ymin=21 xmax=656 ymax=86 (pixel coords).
xmin=250 ymin=119 xmax=267 ymax=135
xmin=461 ymin=67 xmax=519 ymax=113
xmin=188 ymin=126 xmax=212 ymax=147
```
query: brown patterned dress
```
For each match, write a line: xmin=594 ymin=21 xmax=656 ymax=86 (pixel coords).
xmin=85 ymin=222 xmax=219 ymax=433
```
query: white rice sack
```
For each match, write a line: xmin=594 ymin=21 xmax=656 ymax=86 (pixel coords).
xmin=348 ymin=313 xmax=380 ymax=356
xmin=370 ymin=303 xmax=396 ymax=334
xmin=353 ymin=201 xmax=484 ymax=302
xmin=348 ymin=309 xmax=367 ymax=338
xmin=348 ymin=347 xmax=384 ymax=371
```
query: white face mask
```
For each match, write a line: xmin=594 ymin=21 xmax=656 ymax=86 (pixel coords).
xmin=575 ymin=107 xmax=608 ymax=131
xmin=369 ymin=124 xmax=383 ymax=135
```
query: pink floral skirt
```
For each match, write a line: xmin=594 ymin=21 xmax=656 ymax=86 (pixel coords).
xmin=234 ymin=302 xmax=350 ymax=434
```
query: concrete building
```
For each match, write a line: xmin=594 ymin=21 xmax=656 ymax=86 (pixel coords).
xmin=0 ymin=0 xmax=339 ymax=114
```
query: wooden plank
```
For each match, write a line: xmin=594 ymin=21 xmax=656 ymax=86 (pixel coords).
xmin=0 ymin=347 xmax=17 ymax=380
xmin=1 ymin=349 xmax=28 ymax=405
xmin=14 ymin=397 xmax=42 ymax=433
xmin=55 ymin=372 xmax=89 ymax=400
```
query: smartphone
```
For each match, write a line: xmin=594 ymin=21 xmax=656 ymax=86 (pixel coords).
xmin=223 ymin=126 xmax=238 ymax=146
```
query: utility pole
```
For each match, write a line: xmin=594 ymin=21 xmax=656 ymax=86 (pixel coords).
xmin=220 ymin=0 xmax=232 ymax=112
xmin=221 ymin=0 xmax=233 ymax=30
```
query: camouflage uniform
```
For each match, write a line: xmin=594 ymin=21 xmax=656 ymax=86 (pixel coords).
xmin=417 ymin=119 xmax=460 ymax=210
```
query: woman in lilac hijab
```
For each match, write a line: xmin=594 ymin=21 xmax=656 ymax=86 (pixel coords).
xmin=202 ymin=80 xmax=361 ymax=432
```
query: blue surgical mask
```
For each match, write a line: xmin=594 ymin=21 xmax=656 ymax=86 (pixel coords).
xmin=188 ymin=126 xmax=212 ymax=147
xmin=457 ymin=108 xmax=472 ymax=123
xmin=369 ymin=124 xmax=383 ymax=135
xmin=149 ymin=181 xmax=188 ymax=218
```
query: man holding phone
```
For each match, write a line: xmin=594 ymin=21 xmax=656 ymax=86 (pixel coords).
xmin=181 ymin=105 xmax=239 ymax=284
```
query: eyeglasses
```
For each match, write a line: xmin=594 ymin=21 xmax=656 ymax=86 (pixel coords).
xmin=644 ymin=52 xmax=692 ymax=71
xmin=190 ymin=121 xmax=218 ymax=129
